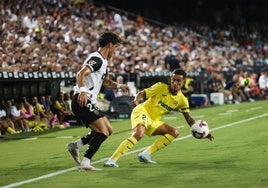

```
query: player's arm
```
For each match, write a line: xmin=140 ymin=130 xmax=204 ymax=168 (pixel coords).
xmin=182 ymin=112 xmax=195 ymax=127
xmin=102 ymin=76 xmax=130 ymax=94
xmin=76 ymin=65 xmax=91 ymax=107
xmin=131 ymin=90 xmax=146 ymax=107
xmin=77 ymin=66 xmax=91 ymax=88
xmin=182 ymin=112 xmax=214 ymax=141
xmin=131 ymin=82 xmax=162 ymax=107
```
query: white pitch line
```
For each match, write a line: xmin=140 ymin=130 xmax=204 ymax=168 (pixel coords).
xmin=226 ymin=109 xmax=238 ymax=113
xmin=21 ymin=137 xmax=38 ymax=141
xmin=2 ymin=113 xmax=268 ymax=188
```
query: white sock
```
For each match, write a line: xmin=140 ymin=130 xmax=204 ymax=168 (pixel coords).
xmin=76 ymin=139 xmax=83 ymax=149
xmin=81 ymin=157 xmax=91 ymax=166
xmin=141 ymin=150 xmax=149 ymax=155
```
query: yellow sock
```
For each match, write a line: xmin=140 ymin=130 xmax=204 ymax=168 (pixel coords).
xmin=110 ymin=136 xmax=138 ymax=161
xmin=147 ymin=134 xmax=175 ymax=155
xmin=7 ymin=127 xmax=16 ymax=134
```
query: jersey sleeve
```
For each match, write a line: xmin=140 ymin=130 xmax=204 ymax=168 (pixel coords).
xmin=84 ymin=56 xmax=103 ymax=72
xmin=177 ymin=95 xmax=190 ymax=113
xmin=144 ymin=82 xmax=163 ymax=99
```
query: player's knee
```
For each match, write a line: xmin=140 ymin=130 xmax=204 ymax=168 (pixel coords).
xmin=133 ymin=132 xmax=143 ymax=141
xmin=171 ymin=129 xmax=179 ymax=138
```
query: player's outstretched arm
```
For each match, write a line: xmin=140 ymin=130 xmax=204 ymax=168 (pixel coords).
xmin=103 ymin=76 xmax=130 ymax=94
xmin=183 ymin=112 xmax=214 ymax=141
xmin=131 ymin=90 xmax=145 ymax=107
xmin=182 ymin=112 xmax=195 ymax=127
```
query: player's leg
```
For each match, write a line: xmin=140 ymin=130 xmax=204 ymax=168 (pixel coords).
xmin=104 ymin=124 xmax=145 ymax=167
xmin=138 ymin=123 xmax=178 ymax=163
xmin=67 ymin=131 xmax=95 ymax=164
xmin=79 ymin=117 xmax=112 ymax=170
xmin=105 ymin=105 xmax=148 ymax=167
xmin=68 ymin=96 xmax=110 ymax=170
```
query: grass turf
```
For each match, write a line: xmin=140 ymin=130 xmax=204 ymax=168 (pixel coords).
xmin=0 ymin=100 xmax=268 ymax=188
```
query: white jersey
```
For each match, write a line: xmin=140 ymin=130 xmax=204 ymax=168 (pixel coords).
xmin=74 ymin=51 xmax=108 ymax=104
xmin=258 ymin=74 xmax=268 ymax=89
xmin=10 ymin=106 xmax=21 ymax=117
xmin=0 ymin=109 xmax=6 ymax=118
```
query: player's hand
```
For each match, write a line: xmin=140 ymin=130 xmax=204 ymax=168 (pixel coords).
xmin=130 ymin=100 xmax=139 ymax=107
xmin=77 ymin=92 xmax=88 ymax=107
xmin=206 ymin=133 xmax=214 ymax=141
xmin=120 ymin=85 xmax=130 ymax=95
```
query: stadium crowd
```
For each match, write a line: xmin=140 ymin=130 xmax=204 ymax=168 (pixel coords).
xmin=0 ymin=92 xmax=79 ymax=135
xmin=1 ymin=0 xmax=267 ymax=74
xmin=1 ymin=0 xmax=268 ymax=135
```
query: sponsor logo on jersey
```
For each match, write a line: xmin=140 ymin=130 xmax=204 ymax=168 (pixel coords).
xmin=158 ymin=100 xmax=174 ymax=111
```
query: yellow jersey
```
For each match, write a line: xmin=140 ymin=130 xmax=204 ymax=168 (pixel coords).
xmin=142 ymin=82 xmax=190 ymax=121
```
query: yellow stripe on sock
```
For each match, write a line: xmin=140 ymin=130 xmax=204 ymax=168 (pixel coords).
xmin=147 ymin=134 xmax=175 ymax=154
xmin=110 ymin=136 xmax=138 ymax=161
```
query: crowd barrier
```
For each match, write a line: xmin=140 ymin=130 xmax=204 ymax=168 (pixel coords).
xmin=0 ymin=72 xmax=76 ymax=101
xmin=0 ymin=71 xmax=200 ymax=101
xmin=0 ymin=66 xmax=265 ymax=102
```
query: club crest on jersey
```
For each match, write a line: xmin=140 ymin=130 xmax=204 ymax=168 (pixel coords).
xmin=89 ymin=60 xmax=97 ymax=65
xmin=173 ymin=101 xmax=178 ymax=106
xmin=94 ymin=109 xmax=100 ymax=115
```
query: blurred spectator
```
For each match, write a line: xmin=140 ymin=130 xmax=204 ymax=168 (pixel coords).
xmin=183 ymin=76 xmax=194 ymax=93
xmin=206 ymin=71 xmax=220 ymax=103
xmin=0 ymin=100 xmax=16 ymax=134
xmin=0 ymin=0 xmax=268 ymax=110
xmin=258 ymin=67 xmax=268 ymax=99
xmin=104 ymin=75 xmax=126 ymax=102
xmin=20 ymin=97 xmax=40 ymax=121
xmin=112 ymin=11 xmax=125 ymax=37
xmin=231 ymin=70 xmax=247 ymax=102
xmin=38 ymin=95 xmax=54 ymax=117
xmin=182 ymin=77 xmax=195 ymax=106
xmin=217 ymin=72 xmax=233 ymax=103
xmin=248 ymin=72 xmax=261 ymax=100
xmin=164 ymin=50 xmax=181 ymax=71
xmin=136 ymin=15 xmax=144 ymax=28
xmin=52 ymin=92 xmax=75 ymax=126
xmin=239 ymin=71 xmax=256 ymax=102
xmin=0 ymin=0 xmax=266 ymax=76
xmin=22 ymin=12 xmax=38 ymax=29
xmin=10 ymin=101 xmax=29 ymax=132
xmin=31 ymin=96 xmax=49 ymax=122
xmin=64 ymin=92 xmax=72 ymax=111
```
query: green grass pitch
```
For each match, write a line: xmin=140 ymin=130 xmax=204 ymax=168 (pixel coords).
xmin=1 ymin=100 xmax=268 ymax=188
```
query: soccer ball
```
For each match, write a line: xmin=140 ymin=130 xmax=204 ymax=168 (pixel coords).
xmin=191 ymin=120 xmax=210 ymax=139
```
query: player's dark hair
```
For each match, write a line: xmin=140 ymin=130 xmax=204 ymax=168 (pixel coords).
xmin=98 ymin=31 xmax=122 ymax=47
xmin=172 ymin=69 xmax=187 ymax=79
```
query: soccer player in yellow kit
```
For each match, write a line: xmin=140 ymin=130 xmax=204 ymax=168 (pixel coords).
xmin=104 ymin=69 xmax=214 ymax=167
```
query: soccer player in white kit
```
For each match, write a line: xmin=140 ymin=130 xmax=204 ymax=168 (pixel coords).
xmin=67 ymin=31 xmax=130 ymax=171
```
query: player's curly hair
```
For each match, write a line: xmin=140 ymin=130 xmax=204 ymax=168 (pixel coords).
xmin=98 ymin=31 xmax=122 ymax=47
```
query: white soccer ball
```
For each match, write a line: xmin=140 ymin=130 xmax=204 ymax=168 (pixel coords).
xmin=191 ymin=120 xmax=210 ymax=139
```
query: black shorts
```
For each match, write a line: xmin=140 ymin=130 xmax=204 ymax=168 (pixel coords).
xmin=71 ymin=94 xmax=105 ymax=127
